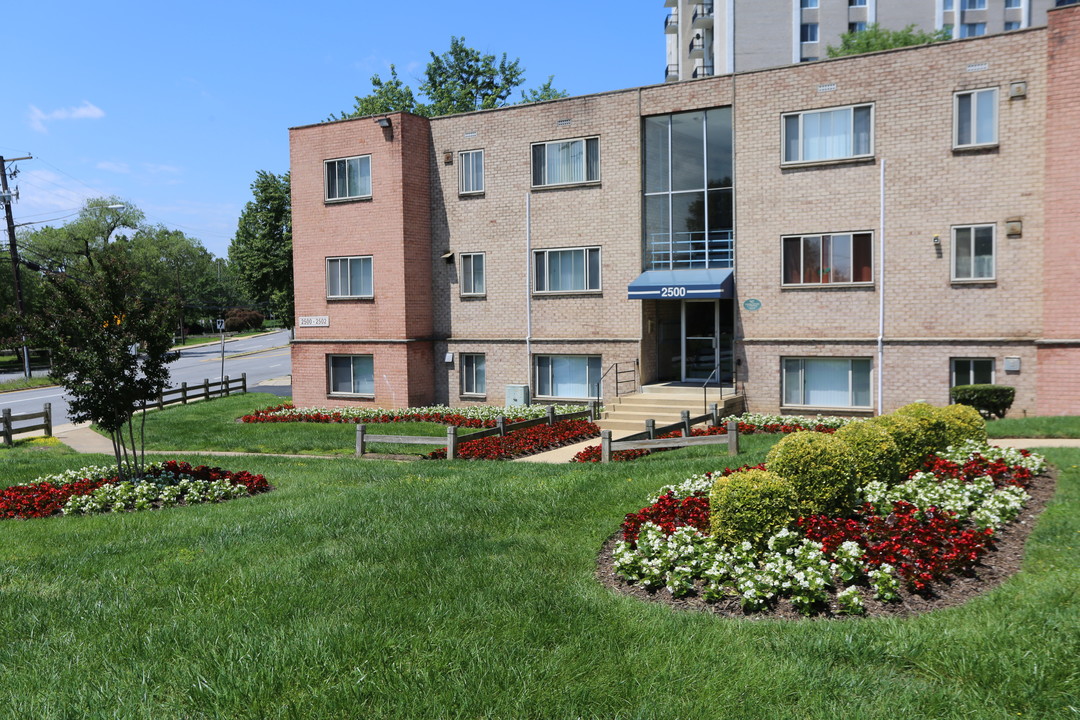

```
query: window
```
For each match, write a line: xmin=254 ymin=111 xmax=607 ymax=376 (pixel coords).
xmin=782 ymin=232 xmax=873 ymax=285
xmin=535 ymin=355 xmax=602 ymax=399
xmin=1004 ymin=20 xmax=1021 ymax=31
xmin=783 ymin=104 xmax=873 ymax=163
xmin=952 ymin=358 xmax=994 ymax=387
xmin=952 ymin=224 xmax=995 ymax=281
xmin=325 ymin=155 xmax=371 ymax=201
xmin=461 ymin=354 xmax=486 ymax=395
xmin=801 ymin=23 xmax=819 ymax=43
xmin=962 ymin=0 xmax=986 ymax=8
xmin=801 ymin=0 xmax=818 ymax=8
xmin=954 ymin=88 xmax=997 ymax=148
xmin=1004 ymin=0 xmax=1021 ymax=7
xmin=849 ymin=0 xmax=867 ymax=6
xmin=326 ymin=256 xmax=373 ymax=298
xmin=848 ymin=21 xmax=868 ymax=33
xmin=960 ymin=22 xmax=987 ymax=37
xmin=783 ymin=358 xmax=872 ymax=408
xmin=534 ymin=247 xmax=601 ymax=293
xmin=643 ymin=108 xmax=733 ymax=271
xmin=801 ymin=56 xmax=820 ymax=63
xmin=459 ymin=149 xmax=484 ymax=195
xmin=328 ymin=355 xmax=374 ymax=396
xmin=460 ymin=253 xmax=485 ymax=296
xmin=944 ymin=0 xmax=954 ymax=9
xmin=531 ymin=137 xmax=600 ymax=187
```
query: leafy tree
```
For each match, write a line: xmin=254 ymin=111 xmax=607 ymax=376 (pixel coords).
xmin=520 ymin=76 xmax=570 ymax=104
xmin=335 ymin=37 xmax=565 ymax=120
xmin=329 ymin=65 xmax=417 ymax=121
xmin=33 ymin=246 xmax=176 ymax=479
xmin=228 ymin=171 xmax=293 ymax=327
xmin=827 ymin=23 xmax=952 ymax=58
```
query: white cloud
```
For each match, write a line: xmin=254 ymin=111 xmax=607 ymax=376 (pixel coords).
xmin=28 ymin=101 xmax=106 ymax=133
xmin=96 ymin=161 xmax=130 ymax=174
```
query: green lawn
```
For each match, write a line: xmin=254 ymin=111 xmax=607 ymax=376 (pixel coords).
xmin=0 ymin=375 xmax=57 ymax=393
xmin=986 ymin=415 xmax=1080 ymax=439
xmin=0 ymin=430 xmax=1076 ymax=718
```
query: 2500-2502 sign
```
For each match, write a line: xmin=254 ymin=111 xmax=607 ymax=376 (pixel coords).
xmin=659 ymin=286 xmax=688 ymax=298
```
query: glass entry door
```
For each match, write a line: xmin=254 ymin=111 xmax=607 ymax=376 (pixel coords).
xmin=683 ymin=300 xmax=718 ymax=381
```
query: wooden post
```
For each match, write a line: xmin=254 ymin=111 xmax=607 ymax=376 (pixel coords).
xmin=601 ymin=429 xmax=612 ymax=463
xmin=241 ymin=372 xmax=247 ymax=394
xmin=1 ymin=408 xmax=10 ymax=446
xmin=203 ymin=378 xmax=211 ymax=401
xmin=546 ymin=405 xmax=556 ymax=426
xmin=496 ymin=416 xmax=507 ymax=437
xmin=589 ymin=400 xmax=598 ymax=422
xmin=644 ymin=418 xmax=654 ymax=439
xmin=43 ymin=402 xmax=52 ymax=438
xmin=181 ymin=382 xmax=188 ymax=404
xmin=727 ymin=419 xmax=739 ymax=455
xmin=224 ymin=375 xmax=231 ymax=397
xmin=710 ymin=403 xmax=719 ymax=427
xmin=447 ymin=426 xmax=458 ymax=460
xmin=356 ymin=424 xmax=366 ymax=456
xmin=157 ymin=391 xmax=164 ymax=410
xmin=681 ymin=410 xmax=691 ymax=437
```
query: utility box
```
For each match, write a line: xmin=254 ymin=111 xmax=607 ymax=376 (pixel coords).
xmin=506 ymin=384 xmax=531 ymax=407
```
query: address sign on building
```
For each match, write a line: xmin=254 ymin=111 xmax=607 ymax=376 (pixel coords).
xmin=298 ymin=316 xmax=330 ymax=327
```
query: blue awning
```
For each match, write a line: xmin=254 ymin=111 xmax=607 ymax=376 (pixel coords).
xmin=627 ymin=268 xmax=734 ymax=300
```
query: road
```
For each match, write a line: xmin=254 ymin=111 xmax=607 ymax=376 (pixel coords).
xmin=0 ymin=330 xmax=293 ymax=425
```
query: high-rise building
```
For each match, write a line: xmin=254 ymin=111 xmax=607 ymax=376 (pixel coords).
xmin=664 ymin=0 xmax=1056 ymax=79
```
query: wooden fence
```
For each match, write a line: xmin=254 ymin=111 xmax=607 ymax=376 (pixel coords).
xmin=597 ymin=404 xmax=740 ymax=462
xmin=1 ymin=403 xmax=52 ymax=445
xmin=356 ymin=402 xmax=599 ymax=458
xmin=144 ymin=374 xmax=248 ymax=411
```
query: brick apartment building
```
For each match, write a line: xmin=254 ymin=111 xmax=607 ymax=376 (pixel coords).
xmin=289 ymin=4 xmax=1080 ymax=417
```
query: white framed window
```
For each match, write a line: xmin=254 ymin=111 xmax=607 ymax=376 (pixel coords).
xmin=783 ymin=104 xmax=873 ymax=163
xmin=328 ymin=355 xmax=374 ymax=396
xmin=944 ymin=0 xmax=954 ymax=10
xmin=849 ymin=21 xmax=868 ymax=33
xmin=324 ymin=155 xmax=371 ymax=201
xmin=962 ymin=0 xmax=986 ymax=8
xmin=461 ymin=354 xmax=486 ymax=395
xmin=782 ymin=232 xmax=873 ymax=286
xmin=960 ymin=22 xmax=987 ymax=37
xmin=535 ymin=355 xmax=602 ymax=399
xmin=459 ymin=149 xmax=484 ymax=195
xmin=531 ymin=137 xmax=600 ymax=187
xmin=326 ymin=256 xmax=373 ymax=298
xmin=801 ymin=23 xmax=819 ymax=43
xmin=534 ymin=247 xmax=601 ymax=293
xmin=460 ymin=253 xmax=486 ymax=296
xmin=951 ymin=358 xmax=994 ymax=387
xmin=849 ymin=0 xmax=867 ymax=6
xmin=1004 ymin=20 xmax=1021 ymax=31
xmin=783 ymin=358 xmax=872 ymax=409
xmin=801 ymin=0 xmax=818 ymax=7
xmin=955 ymin=88 xmax=997 ymax=148
xmin=952 ymin=224 xmax=995 ymax=281
xmin=1004 ymin=0 xmax=1021 ymax=8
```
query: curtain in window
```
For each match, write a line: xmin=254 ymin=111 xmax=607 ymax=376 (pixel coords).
xmin=350 ymin=257 xmax=371 ymax=296
xmin=546 ymin=141 xmax=584 ymax=185
xmin=803 ymin=108 xmax=850 ymax=161
xmin=973 ymin=226 xmax=994 ymax=277
xmin=537 ymin=356 xmax=600 ymax=398
xmin=330 ymin=356 xmax=373 ymax=395
xmin=976 ymin=90 xmax=996 ymax=144
xmin=803 ymin=358 xmax=851 ymax=407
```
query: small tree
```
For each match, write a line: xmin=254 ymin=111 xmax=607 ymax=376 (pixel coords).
xmin=827 ymin=23 xmax=952 ymax=58
xmin=34 ymin=248 xmax=176 ymax=479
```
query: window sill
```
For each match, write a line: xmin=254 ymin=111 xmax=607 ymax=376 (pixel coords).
xmin=326 ymin=296 xmax=375 ymax=301
xmin=533 ymin=290 xmax=603 ymax=297
xmin=324 ymin=196 xmax=373 ymax=205
xmin=534 ymin=395 xmax=600 ymax=402
xmin=530 ymin=181 xmax=601 ymax=192
xmin=780 ymin=282 xmax=875 ymax=290
xmin=780 ymin=405 xmax=874 ymax=415
xmin=458 ymin=191 xmax=485 ymax=199
xmin=780 ymin=155 xmax=875 ymax=170
xmin=460 ymin=393 xmax=487 ymax=399
xmin=952 ymin=143 xmax=999 ymax=154
xmin=328 ymin=392 xmax=375 ymax=399
xmin=950 ymin=278 xmax=996 ymax=286
xmin=460 ymin=293 xmax=487 ymax=300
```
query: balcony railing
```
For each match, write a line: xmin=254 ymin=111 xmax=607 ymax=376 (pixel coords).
xmin=692 ymin=65 xmax=714 ymax=78
xmin=644 ymin=230 xmax=734 ymax=271
xmin=665 ymin=64 xmax=680 ymax=82
xmin=688 ymin=37 xmax=706 ymax=57
xmin=692 ymin=3 xmax=714 ymax=28
xmin=665 ymin=13 xmax=679 ymax=32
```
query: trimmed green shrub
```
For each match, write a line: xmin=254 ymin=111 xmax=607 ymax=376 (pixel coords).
xmin=950 ymin=384 xmax=1016 ymax=419
xmin=893 ymin=402 xmax=950 ymax=457
xmin=938 ymin=403 xmax=988 ymax=447
xmin=709 ymin=469 xmax=798 ymax=547
xmin=834 ymin=420 xmax=903 ymax=487
xmin=765 ymin=431 xmax=856 ymax=516
xmin=866 ymin=413 xmax=931 ymax=478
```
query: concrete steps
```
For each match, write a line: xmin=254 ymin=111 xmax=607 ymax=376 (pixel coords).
xmin=597 ymin=384 xmax=744 ymax=433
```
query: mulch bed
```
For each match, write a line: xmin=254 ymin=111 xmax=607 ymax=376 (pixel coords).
xmin=595 ymin=468 xmax=1058 ymax=620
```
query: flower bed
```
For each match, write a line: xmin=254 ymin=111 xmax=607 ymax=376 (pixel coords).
xmin=608 ymin=441 xmax=1046 ymax=615
xmin=426 ymin=419 xmax=600 ymax=460
xmin=1 ymin=461 xmax=270 ymax=520
xmin=241 ymin=403 xmax=590 ymax=426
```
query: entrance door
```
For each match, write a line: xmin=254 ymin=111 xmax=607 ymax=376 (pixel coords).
xmin=683 ymin=300 xmax=718 ymax=381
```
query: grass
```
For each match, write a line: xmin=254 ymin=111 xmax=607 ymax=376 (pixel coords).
xmin=986 ymin=415 xmax=1080 ymax=439
xmin=0 ymin=417 xmax=1077 ymax=718
xmin=169 ymin=328 xmax=282 ymax=350
xmin=0 ymin=375 xmax=57 ymax=392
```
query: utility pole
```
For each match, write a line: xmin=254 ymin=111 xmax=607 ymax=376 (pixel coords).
xmin=2 ymin=154 xmax=34 ymax=378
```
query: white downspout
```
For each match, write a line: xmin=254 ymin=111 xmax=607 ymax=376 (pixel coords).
xmin=525 ymin=193 xmax=533 ymax=396
xmin=877 ymin=159 xmax=885 ymax=415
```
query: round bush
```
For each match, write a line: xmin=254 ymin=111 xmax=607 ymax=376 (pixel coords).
xmin=937 ymin=403 xmax=988 ymax=447
xmin=765 ymin=431 xmax=856 ymax=516
xmin=892 ymin=402 xmax=951 ymax=456
xmin=709 ymin=469 xmax=797 ymax=547
xmin=834 ymin=420 xmax=902 ymax=487
xmin=866 ymin=413 xmax=930 ymax=478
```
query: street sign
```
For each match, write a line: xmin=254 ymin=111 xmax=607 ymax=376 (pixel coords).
xmin=215 ymin=318 xmax=225 ymax=332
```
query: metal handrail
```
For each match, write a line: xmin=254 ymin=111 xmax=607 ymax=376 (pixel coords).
xmin=700 ymin=366 xmax=719 ymax=416
xmin=595 ymin=360 xmax=639 ymax=402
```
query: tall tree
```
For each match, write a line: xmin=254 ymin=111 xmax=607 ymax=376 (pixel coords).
xmin=228 ymin=171 xmax=293 ymax=327
xmin=126 ymin=225 xmax=218 ymax=341
xmin=827 ymin=24 xmax=952 ymax=58
xmin=33 ymin=246 xmax=176 ymax=479
xmin=335 ymin=37 xmax=565 ymax=120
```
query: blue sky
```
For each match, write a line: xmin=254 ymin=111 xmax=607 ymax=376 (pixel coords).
xmin=2 ymin=1 xmax=661 ymax=259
